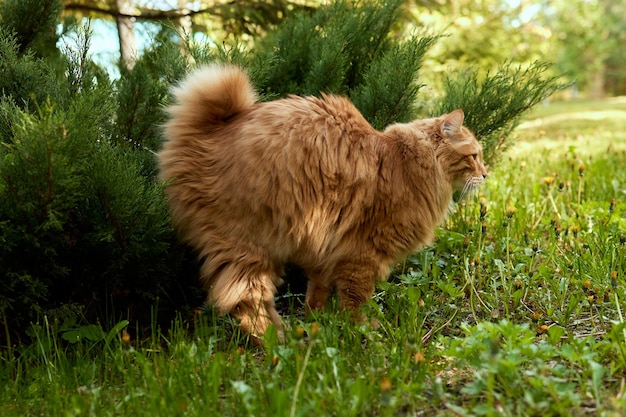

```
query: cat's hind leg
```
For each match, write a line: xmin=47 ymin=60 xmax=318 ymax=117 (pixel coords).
xmin=332 ymin=259 xmax=377 ymax=319
xmin=204 ymin=257 xmax=283 ymax=340
xmin=305 ymin=277 xmax=332 ymax=312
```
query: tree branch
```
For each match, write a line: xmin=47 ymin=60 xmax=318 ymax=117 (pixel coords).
xmin=63 ymin=3 xmax=219 ymax=21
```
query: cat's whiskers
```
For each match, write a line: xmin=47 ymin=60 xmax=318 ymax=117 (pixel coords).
xmin=459 ymin=178 xmax=473 ymax=200
xmin=459 ymin=176 xmax=484 ymax=200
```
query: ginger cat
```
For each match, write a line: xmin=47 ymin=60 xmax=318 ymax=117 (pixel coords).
xmin=159 ymin=64 xmax=487 ymax=339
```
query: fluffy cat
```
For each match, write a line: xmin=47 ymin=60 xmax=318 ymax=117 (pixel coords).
xmin=158 ymin=64 xmax=487 ymax=339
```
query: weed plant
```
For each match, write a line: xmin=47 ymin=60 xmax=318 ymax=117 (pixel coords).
xmin=1 ymin=101 xmax=625 ymax=416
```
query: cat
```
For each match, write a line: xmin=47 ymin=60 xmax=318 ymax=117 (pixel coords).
xmin=158 ymin=63 xmax=487 ymax=340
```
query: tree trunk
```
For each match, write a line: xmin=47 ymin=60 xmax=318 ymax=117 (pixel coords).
xmin=116 ymin=0 xmax=136 ymax=70
xmin=178 ymin=0 xmax=192 ymax=56
xmin=588 ymin=65 xmax=606 ymax=99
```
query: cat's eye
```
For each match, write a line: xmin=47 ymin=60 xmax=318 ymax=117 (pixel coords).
xmin=471 ymin=154 xmax=478 ymax=161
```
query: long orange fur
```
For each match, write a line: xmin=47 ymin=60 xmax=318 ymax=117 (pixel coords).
xmin=158 ymin=64 xmax=487 ymax=338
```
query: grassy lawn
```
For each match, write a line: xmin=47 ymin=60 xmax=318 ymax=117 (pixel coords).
xmin=2 ymin=99 xmax=625 ymax=416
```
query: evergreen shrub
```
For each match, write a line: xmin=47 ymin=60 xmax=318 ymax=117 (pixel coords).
xmin=0 ymin=1 xmax=196 ymax=344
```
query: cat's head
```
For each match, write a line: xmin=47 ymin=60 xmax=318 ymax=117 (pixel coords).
xmin=435 ymin=109 xmax=488 ymax=196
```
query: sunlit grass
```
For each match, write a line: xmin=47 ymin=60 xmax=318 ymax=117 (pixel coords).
xmin=523 ymin=96 xmax=626 ymax=121
xmin=1 ymin=99 xmax=625 ymax=416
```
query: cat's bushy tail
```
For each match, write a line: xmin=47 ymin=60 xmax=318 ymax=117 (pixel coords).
xmin=164 ymin=64 xmax=257 ymax=137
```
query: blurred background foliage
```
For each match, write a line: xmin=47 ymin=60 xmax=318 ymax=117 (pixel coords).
xmin=51 ymin=0 xmax=626 ymax=98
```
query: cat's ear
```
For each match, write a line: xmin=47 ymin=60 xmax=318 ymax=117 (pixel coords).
xmin=442 ymin=109 xmax=465 ymax=137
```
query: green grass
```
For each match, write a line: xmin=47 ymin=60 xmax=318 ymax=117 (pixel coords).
xmin=523 ymin=96 xmax=626 ymax=121
xmin=2 ymin=99 xmax=626 ymax=416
